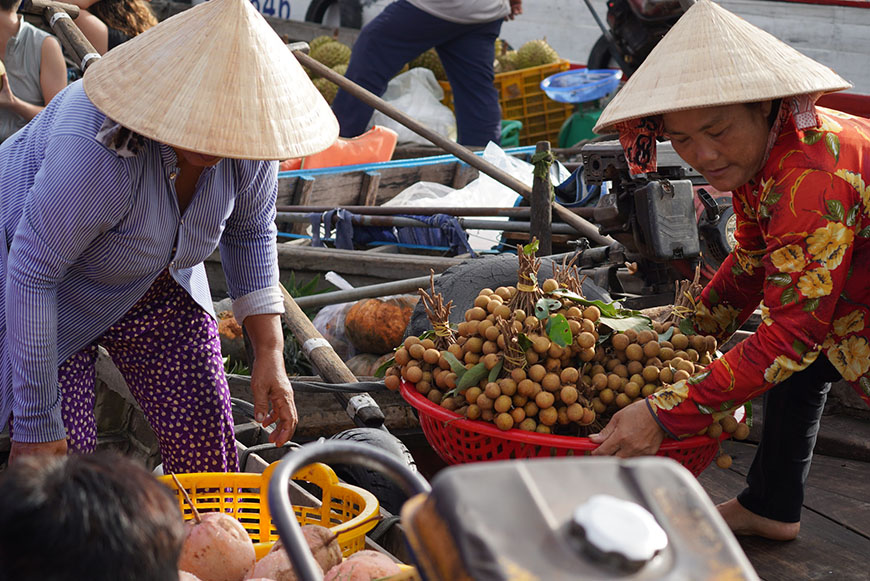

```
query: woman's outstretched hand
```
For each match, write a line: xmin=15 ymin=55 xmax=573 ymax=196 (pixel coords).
xmin=589 ymin=399 xmax=666 ymax=457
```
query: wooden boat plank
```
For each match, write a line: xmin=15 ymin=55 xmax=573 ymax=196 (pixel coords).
xmin=721 ymin=440 xmax=870 ymax=538
xmin=698 ymin=440 xmax=870 ymax=580
xmin=277 ymin=162 xmax=481 ymax=208
xmin=205 ymin=245 xmax=464 ymax=294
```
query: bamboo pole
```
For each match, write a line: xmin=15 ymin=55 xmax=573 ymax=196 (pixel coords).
xmin=276 ymin=205 xmax=599 ymax=219
xmin=279 ymin=284 xmax=386 ymax=428
xmin=530 ymin=141 xmax=553 ymax=255
xmin=291 ymin=48 xmax=616 ymax=248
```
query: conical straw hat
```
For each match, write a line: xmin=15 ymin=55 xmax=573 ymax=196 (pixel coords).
xmin=593 ymin=0 xmax=851 ymax=134
xmin=83 ymin=0 xmax=338 ymax=160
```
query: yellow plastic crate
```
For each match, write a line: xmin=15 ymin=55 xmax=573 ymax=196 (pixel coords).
xmin=438 ymin=59 xmax=574 ymax=146
xmin=159 ymin=461 xmax=379 ymax=560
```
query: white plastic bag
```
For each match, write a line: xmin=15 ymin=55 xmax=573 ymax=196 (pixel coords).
xmin=311 ymin=272 xmax=357 ymax=360
xmin=383 ymin=143 xmax=571 ymax=249
xmin=369 ymin=68 xmax=457 ymax=146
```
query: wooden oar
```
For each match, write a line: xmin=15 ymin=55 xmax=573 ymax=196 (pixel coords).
xmin=19 ymin=0 xmax=100 ymax=72
xmin=291 ymin=47 xmax=616 ymax=248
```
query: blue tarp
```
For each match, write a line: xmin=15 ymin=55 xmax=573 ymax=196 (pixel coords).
xmin=309 ymin=209 xmax=476 ymax=257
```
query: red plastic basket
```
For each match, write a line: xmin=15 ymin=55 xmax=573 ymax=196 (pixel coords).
xmin=400 ymin=381 xmax=729 ymax=477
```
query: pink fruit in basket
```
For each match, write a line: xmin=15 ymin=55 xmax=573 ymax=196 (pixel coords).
xmin=324 ymin=550 xmax=401 ymax=581
xmin=303 ymin=525 xmax=343 ymax=572
xmin=246 ymin=549 xmax=296 ymax=581
xmin=178 ymin=512 xmax=256 ymax=581
xmin=251 ymin=525 xmax=342 ymax=580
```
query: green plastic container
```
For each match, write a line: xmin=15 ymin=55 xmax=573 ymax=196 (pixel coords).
xmin=500 ymin=119 xmax=523 ymax=147
xmin=558 ymin=107 xmax=603 ymax=148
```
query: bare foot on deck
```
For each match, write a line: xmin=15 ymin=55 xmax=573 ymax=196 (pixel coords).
xmin=717 ymin=498 xmax=800 ymax=541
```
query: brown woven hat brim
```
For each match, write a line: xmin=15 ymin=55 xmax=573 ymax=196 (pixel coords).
xmin=593 ymin=0 xmax=851 ymax=134
xmin=83 ymin=0 xmax=338 ymax=160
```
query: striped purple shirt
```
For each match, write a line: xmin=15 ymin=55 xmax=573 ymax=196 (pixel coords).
xmin=0 ymin=81 xmax=283 ymax=443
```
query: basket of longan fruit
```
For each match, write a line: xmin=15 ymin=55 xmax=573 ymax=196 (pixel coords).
xmin=381 ymin=243 xmax=748 ymax=476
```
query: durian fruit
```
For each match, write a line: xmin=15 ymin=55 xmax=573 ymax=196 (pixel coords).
xmin=310 ymin=41 xmax=352 ymax=69
xmin=313 ymin=77 xmax=338 ymax=104
xmin=332 ymin=63 xmax=348 ymax=76
xmin=495 ymin=50 xmax=519 ymax=73
xmin=309 ymin=35 xmax=336 ymax=52
xmin=515 ymin=39 xmax=560 ymax=69
xmin=409 ymin=48 xmax=447 ymax=81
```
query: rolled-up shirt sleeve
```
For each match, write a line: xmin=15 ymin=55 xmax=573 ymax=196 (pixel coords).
xmin=6 ymin=135 xmax=130 ymax=442
xmin=649 ymin=169 xmax=858 ymax=437
xmin=219 ymin=160 xmax=284 ymax=324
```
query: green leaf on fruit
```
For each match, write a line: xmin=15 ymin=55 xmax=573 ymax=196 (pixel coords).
xmin=517 ymin=333 xmax=533 ymax=352
xmin=456 ymin=361 xmax=488 ymax=391
xmin=374 ymin=356 xmax=395 ymax=378
xmin=658 ymin=327 xmax=675 ymax=342
xmin=522 ymin=239 xmax=539 ymax=255
xmin=678 ymin=318 xmax=697 ymax=335
xmin=441 ymin=351 xmax=467 ymax=376
xmin=598 ymin=314 xmax=652 ymax=333
xmin=546 ymin=313 xmax=573 ymax=347
xmin=488 ymin=360 xmax=504 ymax=383
xmin=535 ymin=297 xmax=563 ymax=320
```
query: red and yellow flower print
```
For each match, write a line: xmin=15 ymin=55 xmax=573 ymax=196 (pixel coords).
xmin=650 ymin=107 xmax=870 ymax=438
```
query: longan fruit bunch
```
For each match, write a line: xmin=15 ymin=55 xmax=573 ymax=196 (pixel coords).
xmin=387 ymin=277 xmax=729 ymax=443
xmin=584 ymin=325 xmax=720 ymax=421
xmin=386 ymin=281 xmax=605 ymax=435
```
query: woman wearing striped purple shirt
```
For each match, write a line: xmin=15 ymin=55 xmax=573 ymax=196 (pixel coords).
xmin=0 ymin=0 xmax=339 ymax=472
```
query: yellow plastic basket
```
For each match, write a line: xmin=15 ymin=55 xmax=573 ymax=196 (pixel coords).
xmin=159 ymin=461 xmax=379 ymax=560
xmin=438 ymin=59 xmax=574 ymax=146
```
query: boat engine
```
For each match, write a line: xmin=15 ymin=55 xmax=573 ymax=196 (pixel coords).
xmin=578 ymin=139 xmax=735 ymax=304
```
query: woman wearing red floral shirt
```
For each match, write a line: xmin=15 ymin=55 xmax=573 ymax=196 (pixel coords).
xmin=588 ymin=0 xmax=869 ymax=541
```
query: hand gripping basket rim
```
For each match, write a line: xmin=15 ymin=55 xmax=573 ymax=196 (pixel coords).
xmin=400 ymin=380 xmax=735 ymax=477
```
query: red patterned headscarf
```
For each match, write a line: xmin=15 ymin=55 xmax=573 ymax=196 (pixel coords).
xmin=613 ymin=94 xmax=822 ymax=175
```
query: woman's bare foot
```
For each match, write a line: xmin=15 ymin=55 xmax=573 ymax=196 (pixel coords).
xmin=717 ymin=498 xmax=800 ymax=541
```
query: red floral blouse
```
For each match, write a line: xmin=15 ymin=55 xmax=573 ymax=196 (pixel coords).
xmin=648 ymin=106 xmax=870 ymax=438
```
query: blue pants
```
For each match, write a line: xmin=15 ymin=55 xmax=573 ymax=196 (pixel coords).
xmin=737 ymin=355 xmax=838 ymax=522
xmin=331 ymin=0 xmax=503 ymax=146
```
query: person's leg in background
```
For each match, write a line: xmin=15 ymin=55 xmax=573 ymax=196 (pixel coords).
xmin=436 ymin=18 xmax=503 ymax=146
xmin=332 ymin=0 xmax=457 ymax=138
xmin=719 ymin=355 xmax=839 ymax=539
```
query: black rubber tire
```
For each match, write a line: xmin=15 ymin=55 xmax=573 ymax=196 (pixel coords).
xmin=587 ymin=35 xmax=619 ymax=71
xmin=304 ymin=0 xmax=362 ymax=29
xmin=406 ymin=254 xmax=612 ymax=339
xmin=328 ymin=428 xmax=418 ymax=515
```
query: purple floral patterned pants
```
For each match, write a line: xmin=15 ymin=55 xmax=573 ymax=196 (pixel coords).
xmin=58 ymin=270 xmax=238 ymax=473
